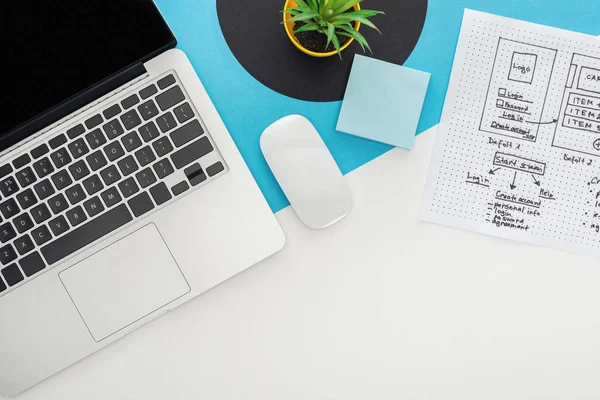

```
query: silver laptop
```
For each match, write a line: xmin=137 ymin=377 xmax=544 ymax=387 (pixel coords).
xmin=0 ymin=1 xmax=285 ymax=396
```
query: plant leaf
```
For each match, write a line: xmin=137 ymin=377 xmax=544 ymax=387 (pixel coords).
xmin=294 ymin=22 xmax=321 ymax=33
xmin=306 ymin=0 xmax=319 ymax=11
xmin=330 ymin=33 xmax=342 ymax=58
xmin=286 ymin=11 xmax=321 ymax=23
xmin=325 ymin=23 xmax=336 ymax=51
xmin=338 ymin=25 xmax=372 ymax=53
xmin=337 ymin=31 xmax=365 ymax=52
xmin=333 ymin=14 xmax=382 ymax=33
xmin=332 ymin=0 xmax=362 ymax=14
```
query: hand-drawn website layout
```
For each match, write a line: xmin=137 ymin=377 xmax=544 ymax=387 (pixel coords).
xmin=421 ymin=10 xmax=600 ymax=258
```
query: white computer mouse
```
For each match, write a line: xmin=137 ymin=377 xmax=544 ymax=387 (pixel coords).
xmin=261 ymin=115 xmax=353 ymax=230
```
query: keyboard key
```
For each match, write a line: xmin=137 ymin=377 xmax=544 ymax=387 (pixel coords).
xmin=31 ymin=143 xmax=49 ymax=159
xmin=2 ymin=263 xmax=23 ymax=285
xmin=206 ymin=162 xmax=225 ymax=177
xmin=121 ymin=109 xmax=142 ymax=130
xmin=85 ymin=128 xmax=107 ymax=149
xmin=103 ymin=104 xmax=122 ymax=119
xmin=171 ymin=137 xmax=214 ymax=169
xmin=0 ymin=223 xmax=16 ymax=243
xmin=0 ymin=164 xmax=13 ymax=180
xmin=15 ymin=234 xmax=34 ymax=256
xmin=0 ymin=247 xmax=17 ymax=267
xmin=139 ymin=121 xmax=160 ymax=142
xmin=31 ymin=203 xmax=51 ymax=224
xmin=100 ymin=165 xmax=121 ymax=186
xmin=51 ymin=169 xmax=73 ymax=191
xmin=103 ymin=119 xmax=125 ymax=140
xmin=156 ymin=86 xmax=185 ymax=111
xmin=101 ymin=187 xmax=122 ymax=208
xmin=32 ymin=226 xmax=52 ymax=246
xmin=50 ymin=147 xmax=72 ymax=169
xmin=66 ymin=206 xmax=87 ymax=227
xmin=85 ymin=114 xmax=103 ymax=130
xmin=34 ymin=179 xmax=55 ymax=200
xmin=86 ymin=151 xmax=108 ymax=172
xmin=20 ymin=252 xmax=46 ymax=277
xmin=32 ymin=157 xmax=54 ymax=178
xmin=0 ymin=277 xmax=5 ymax=293
xmin=118 ymin=155 xmax=139 ymax=177
xmin=65 ymin=184 xmax=86 ymax=205
xmin=152 ymin=137 xmax=174 ymax=158
xmin=83 ymin=196 xmax=105 ymax=218
xmin=104 ymin=141 xmax=125 ymax=161
xmin=171 ymin=120 xmax=204 ymax=147
xmin=16 ymin=167 xmax=37 ymax=188
xmin=140 ymin=84 xmax=158 ymax=99
xmin=172 ymin=181 xmax=189 ymax=196
xmin=49 ymin=134 xmax=67 ymax=149
xmin=48 ymin=215 xmax=69 ymax=236
xmin=83 ymin=175 xmax=104 ymax=195
xmin=122 ymin=131 xmax=143 ymax=152
xmin=184 ymin=163 xmax=207 ymax=186
xmin=134 ymin=146 xmax=156 ymax=167
xmin=13 ymin=154 xmax=30 ymax=169
xmin=173 ymin=103 xmax=194 ymax=124
xmin=118 ymin=177 xmax=139 ymax=198
xmin=68 ymin=138 xmax=89 ymax=159
xmin=16 ymin=188 xmax=37 ymax=210
xmin=138 ymin=100 xmax=159 ymax=121
xmin=69 ymin=160 xmax=90 ymax=181
xmin=42 ymin=204 xmax=133 ymax=265
xmin=13 ymin=213 xmax=34 ymax=233
xmin=157 ymin=112 xmax=177 ymax=133
xmin=150 ymin=182 xmax=172 ymax=207
xmin=128 ymin=192 xmax=155 ymax=218
xmin=0 ymin=177 xmax=19 ymax=197
xmin=67 ymin=124 xmax=85 ymax=139
xmin=0 ymin=199 xmax=19 ymax=219
xmin=135 ymin=168 xmax=157 ymax=189
xmin=153 ymin=159 xmax=175 ymax=179
xmin=48 ymin=193 xmax=69 ymax=215
xmin=157 ymin=74 xmax=176 ymax=89
xmin=121 ymin=94 xmax=140 ymax=109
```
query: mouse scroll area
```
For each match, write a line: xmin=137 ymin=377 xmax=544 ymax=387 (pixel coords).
xmin=59 ymin=224 xmax=190 ymax=342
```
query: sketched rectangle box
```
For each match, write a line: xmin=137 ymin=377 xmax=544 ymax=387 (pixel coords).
xmin=508 ymin=52 xmax=537 ymax=84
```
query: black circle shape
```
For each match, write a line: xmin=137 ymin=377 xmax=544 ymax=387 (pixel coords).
xmin=217 ymin=0 xmax=428 ymax=102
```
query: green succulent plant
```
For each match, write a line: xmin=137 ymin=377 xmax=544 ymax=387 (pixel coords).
xmin=284 ymin=0 xmax=384 ymax=57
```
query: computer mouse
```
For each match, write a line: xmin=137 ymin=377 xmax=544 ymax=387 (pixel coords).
xmin=261 ymin=115 xmax=353 ymax=230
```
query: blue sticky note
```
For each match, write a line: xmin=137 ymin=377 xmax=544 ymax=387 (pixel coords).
xmin=336 ymin=55 xmax=430 ymax=149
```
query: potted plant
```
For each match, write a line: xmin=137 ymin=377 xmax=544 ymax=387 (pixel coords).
xmin=282 ymin=0 xmax=384 ymax=58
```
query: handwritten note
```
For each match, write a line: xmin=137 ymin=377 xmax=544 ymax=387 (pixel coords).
xmin=420 ymin=10 xmax=600 ymax=258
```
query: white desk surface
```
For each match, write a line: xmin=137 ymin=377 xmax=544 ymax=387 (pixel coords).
xmin=6 ymin=126 xmax=600 ymax=400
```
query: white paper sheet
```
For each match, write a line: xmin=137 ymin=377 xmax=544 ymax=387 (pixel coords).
xmin=420 ymin=9 xmax=600 ymax=258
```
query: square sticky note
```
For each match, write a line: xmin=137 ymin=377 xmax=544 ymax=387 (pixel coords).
xmin=336 ymin=55 xmax=430 ymax=149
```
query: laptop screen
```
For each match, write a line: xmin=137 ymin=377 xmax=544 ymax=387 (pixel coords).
xmin=0 ymin=1 xmax=175 ymax=148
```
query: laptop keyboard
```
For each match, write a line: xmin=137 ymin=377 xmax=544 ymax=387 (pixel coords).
xmin=0 ymin=72 xmax=227 ymax=296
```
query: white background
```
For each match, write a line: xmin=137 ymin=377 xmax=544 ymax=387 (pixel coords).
xmin=5 ymin=126 xmax=600 ymax=399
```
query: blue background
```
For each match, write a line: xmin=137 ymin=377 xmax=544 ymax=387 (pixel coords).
xmin=154 ymin=0 xmax=600 ymax=213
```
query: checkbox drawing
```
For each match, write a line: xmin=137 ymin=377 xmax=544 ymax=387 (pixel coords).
xmin=496 ymin=99 xmax=504 ymax=107
xmin=498 ymin=88 xmax=506 ymax=96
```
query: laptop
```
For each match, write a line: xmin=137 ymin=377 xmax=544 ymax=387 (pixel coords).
xmin=0 ymin=1 xmax=285 ymax=396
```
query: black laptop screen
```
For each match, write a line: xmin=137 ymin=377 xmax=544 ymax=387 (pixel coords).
xmin=0 ymin=1 xmax=175 ymax=145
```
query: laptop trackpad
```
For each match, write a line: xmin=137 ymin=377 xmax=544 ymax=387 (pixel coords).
xmin=59 ymin=224 xmax=190 ymax=342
